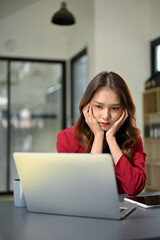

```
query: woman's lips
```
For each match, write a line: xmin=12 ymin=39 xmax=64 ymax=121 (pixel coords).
xmin=100 ymin=122 xmax=111 ymax=126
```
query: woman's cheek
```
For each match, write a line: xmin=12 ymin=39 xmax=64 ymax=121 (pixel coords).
xmin=113 ymin=111 xmax=122 ymax=121
xmin=92 ymin=108 xmax=99 ymax=119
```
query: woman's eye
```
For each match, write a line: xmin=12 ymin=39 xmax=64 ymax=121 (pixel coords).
xmin=95 ymin=105 xmax=102 ymax=109
xmin=111 ymin=107 xmax=120 ymax=111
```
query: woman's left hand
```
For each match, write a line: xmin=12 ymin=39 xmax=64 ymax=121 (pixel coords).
xmin=106 ymin=109 xmax=128 ymax=140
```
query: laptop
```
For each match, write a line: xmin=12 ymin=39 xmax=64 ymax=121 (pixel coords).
xmin=13 ymin=152 xmax=136 ymax=220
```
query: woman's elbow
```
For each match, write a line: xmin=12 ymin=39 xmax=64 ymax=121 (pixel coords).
xmin=125 ymin=174 xmax=147 ymax=196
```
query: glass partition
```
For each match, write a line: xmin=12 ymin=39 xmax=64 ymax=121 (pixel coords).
xmin=0 ymin=60 xmax=8 ymax=192
xmin=0 ymin=58 xmax=66 ymax=192
xmin=71 ymin=49 xmax=88 ymax=124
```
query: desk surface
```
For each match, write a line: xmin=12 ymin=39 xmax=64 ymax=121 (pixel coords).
xmin=0 ymin=192 xmax=160 ymax=240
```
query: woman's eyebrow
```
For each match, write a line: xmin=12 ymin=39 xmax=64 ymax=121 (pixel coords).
xmin=111 ymin=104 xmax=122 ymax=106
xmin=93 ymin=101 xmax=121 ymax=106
xmin=93 ymin=101 xmax=105 ymax=105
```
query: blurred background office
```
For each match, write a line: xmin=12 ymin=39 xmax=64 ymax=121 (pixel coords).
xmin=0 ymin=0 xmax=160 ymax=193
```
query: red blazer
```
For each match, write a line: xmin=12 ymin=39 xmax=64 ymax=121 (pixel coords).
xmin=56 ymin=125 xmax=146 ymax=195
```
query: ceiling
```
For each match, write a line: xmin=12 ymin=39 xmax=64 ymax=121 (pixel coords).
xmin=0 ymin=0 xmax=40 ymax=20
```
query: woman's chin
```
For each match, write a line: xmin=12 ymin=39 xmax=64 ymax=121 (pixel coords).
xmin=101 ymin=125 xmax=110 ymax=131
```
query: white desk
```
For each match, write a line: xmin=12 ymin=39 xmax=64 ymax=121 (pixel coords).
xmin=0 ymin=192 xmax=160 ymax=240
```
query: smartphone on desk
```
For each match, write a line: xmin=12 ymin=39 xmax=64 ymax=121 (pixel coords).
xmin=124 ymin=195 xmax=160 ymax=208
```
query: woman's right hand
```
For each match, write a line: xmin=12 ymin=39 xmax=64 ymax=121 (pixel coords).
xmin=83 ymin=103 xmax=104 ymax=153
xmin=82 ymin=103 xmax=104 ymax=137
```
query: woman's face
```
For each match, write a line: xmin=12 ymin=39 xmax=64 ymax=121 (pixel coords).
xmin=90 ymin=87 xmax=124 ymax=131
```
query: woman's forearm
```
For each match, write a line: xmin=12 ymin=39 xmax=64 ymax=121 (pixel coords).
xmin=90 ymin=132 xmax=104 ymax=153
xmin=106 ymin=135 xmax=123 ymax=165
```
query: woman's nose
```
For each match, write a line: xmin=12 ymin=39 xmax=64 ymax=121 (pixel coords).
xmin=102 ymin=109 xmax=110 ymax=121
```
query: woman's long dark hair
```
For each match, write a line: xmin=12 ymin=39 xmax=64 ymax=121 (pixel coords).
xmin=74 ymin=71 xmax=140 ymax=162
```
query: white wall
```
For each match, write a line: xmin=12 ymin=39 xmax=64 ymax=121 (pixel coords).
xmin=66 ymin=0 xmax=94 ymax=80
xmin=0 ymin=0 xmax=68 ymax=59
xmin=93 ymin=0 xmax=151 ymax=133
xmin=150 ymin=0 xmax=160 ymax=40
xmin=0 ymin=0 xmax=94 ymax=62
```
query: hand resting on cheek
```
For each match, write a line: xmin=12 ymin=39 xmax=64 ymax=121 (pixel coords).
xmin=82 ymin=103 xmax=104 ymax=137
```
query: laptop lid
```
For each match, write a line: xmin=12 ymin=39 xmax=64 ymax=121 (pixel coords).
xmin=13 ymin=152 xmax=136 ymax=219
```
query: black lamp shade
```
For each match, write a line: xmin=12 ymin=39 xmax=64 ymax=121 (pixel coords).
xmin=51 ymin=2 xmax=75 ymax=26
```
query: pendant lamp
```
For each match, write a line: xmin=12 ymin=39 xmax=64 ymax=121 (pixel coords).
xmin=51 ymin=2 xmax=75 ymax=26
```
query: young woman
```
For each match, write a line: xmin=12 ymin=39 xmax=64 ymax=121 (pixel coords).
xmin=56 ymin=71 xmax=146 ymax=195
